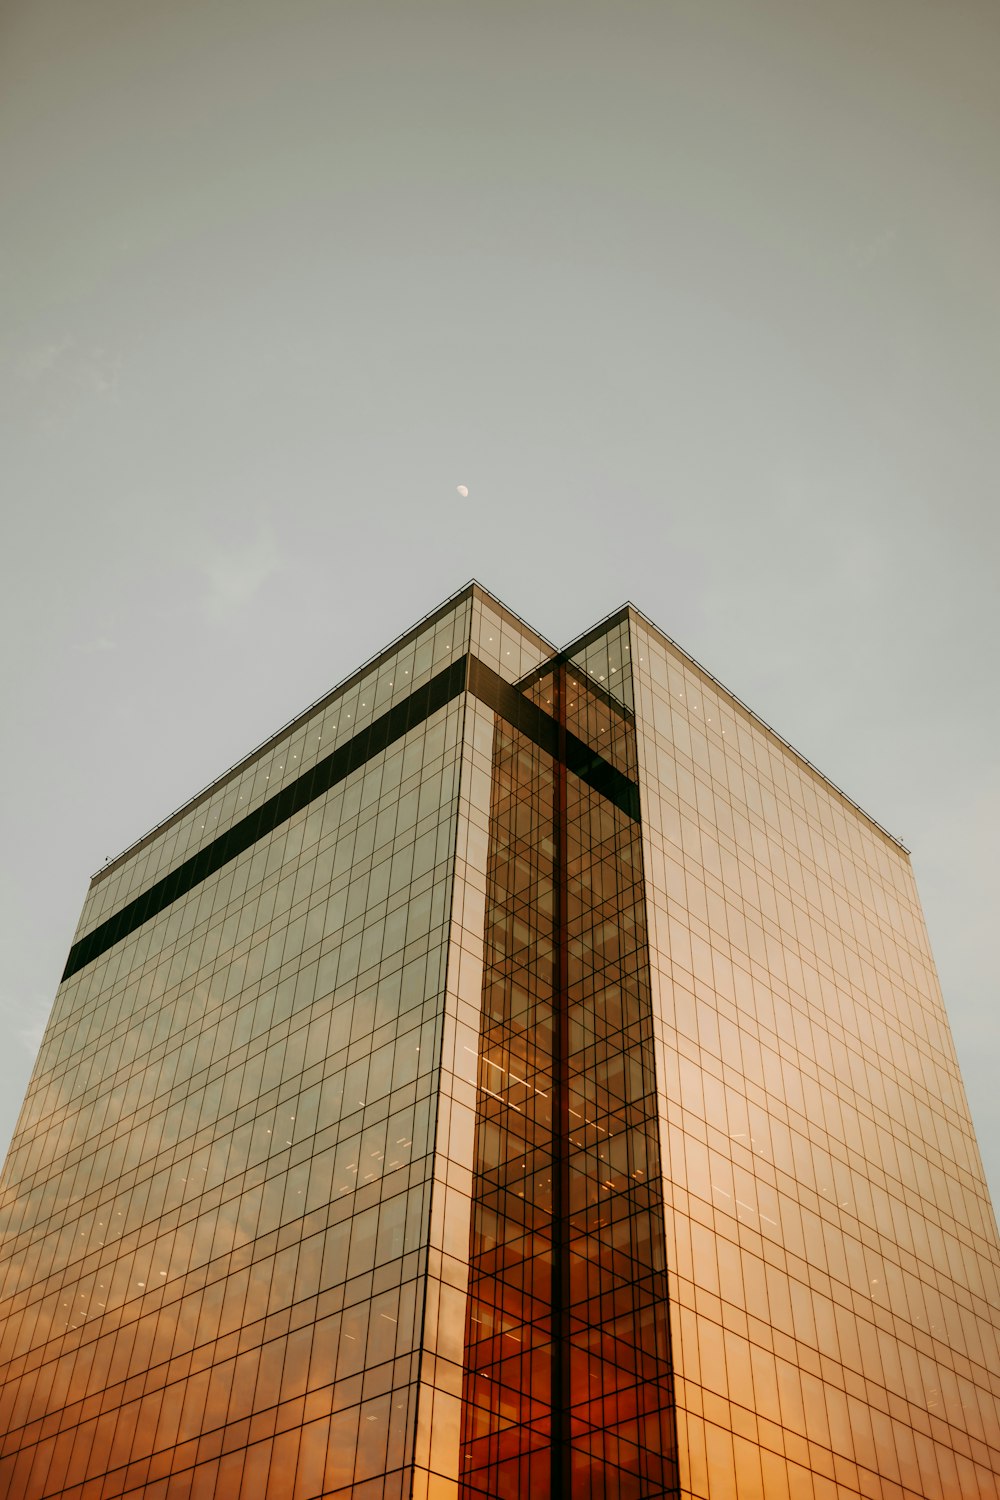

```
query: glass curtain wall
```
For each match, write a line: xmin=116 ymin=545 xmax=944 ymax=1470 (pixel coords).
xmin=628 ymin=610 xmax=1000 ymax=1499
xmin=459 ymin=636 xmax=678 ymax=1499
xmin=0 ymin=684 xmax=469 ymax=1500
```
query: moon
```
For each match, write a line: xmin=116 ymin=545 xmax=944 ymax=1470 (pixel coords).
xmin=456 ymin=484 xmax=469 ymax=497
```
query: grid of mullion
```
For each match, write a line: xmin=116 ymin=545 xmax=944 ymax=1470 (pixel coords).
xmin=0 ymin=704 xmax=466 ymax=1500
xmin=632 ymin=616 xmax=1000 ymax=1497
xmin=460 ymin=722 xmax=556 ymax=1497
xmin=459 ymin=659 xmax=679 ymax=1500
xmin=562 ymin=766 xmax=677 ymax=1500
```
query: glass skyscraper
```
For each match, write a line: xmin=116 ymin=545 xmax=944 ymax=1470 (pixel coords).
xmin=1 ymin=582 xmax=998 ymax=1499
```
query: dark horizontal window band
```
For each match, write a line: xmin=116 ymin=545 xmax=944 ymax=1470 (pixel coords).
xmin=61 ymin=658 xmax=469 ymax=983
xmin=62 ymin=655 xmax=639 ymax=983
xmin=468 ymin=659 xmax=640 ymax=823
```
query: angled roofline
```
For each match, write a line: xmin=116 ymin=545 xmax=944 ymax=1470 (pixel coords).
xmin=561 ymin=603 xmax=632 ymax=662
xmin=91 ymin=583 xmax=461 ymax=884
xmin=621 ymin=601 xmax=909 ymax=855
xmin=468 ymin=580 xmax=556 ymax=657
xmin=90 ymin=582 xmax=906 ymax=887
xmin=535 ymin=597 xmax=907 ymax=853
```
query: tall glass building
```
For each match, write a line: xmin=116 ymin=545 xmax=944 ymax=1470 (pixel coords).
xmin=1 ymin=583 xmax=998 ymax=1500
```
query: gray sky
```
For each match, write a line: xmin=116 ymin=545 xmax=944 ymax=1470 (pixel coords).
xmin=2 ymin=1 xmax=998 ymax=1208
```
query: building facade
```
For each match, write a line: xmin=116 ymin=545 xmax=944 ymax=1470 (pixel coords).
xmin=1 ymin=583 xmax=998 ymax=1500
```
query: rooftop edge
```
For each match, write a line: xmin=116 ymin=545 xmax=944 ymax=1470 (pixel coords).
xmin=90 ymin=583 xmax=906 ymax=886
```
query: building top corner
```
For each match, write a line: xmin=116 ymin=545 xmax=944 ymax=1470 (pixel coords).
xmin=622 ymin=601 xmax=910 ymax=857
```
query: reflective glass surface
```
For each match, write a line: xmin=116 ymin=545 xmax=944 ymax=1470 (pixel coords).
xmin=3 ymin=587 xmax=998 ymax=1500
xmin=630 ymin=611 xmax=1000 ymax=1499
xmin=460 ymin=645 xmax=677 ymax=1499
xmin=75 ymin=597 xmax=482 ymax=947
xmin=0 ymin=598 xmax=482 ymax=1500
